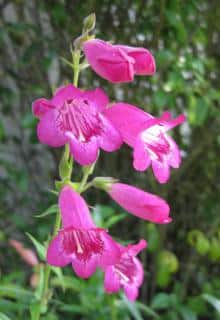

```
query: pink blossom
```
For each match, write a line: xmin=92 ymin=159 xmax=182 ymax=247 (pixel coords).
xmin=47 ymin=186 xmax=120 ymax=279
xmin=83 ymin=39 xmax=155 ymax=83
xmin=108 ymin=183 xmax=171 ymax=224
xmin=9 ymin=239 xmax=39 ymax=267
xmin=103 ymin=239 xmax=147 ymax=301
xmin=32 ymin=85 xmax=122 ymax=165
xmin=104 ymin=103 xmax=185 ymax=183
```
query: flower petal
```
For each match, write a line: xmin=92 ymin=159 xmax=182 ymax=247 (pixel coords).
xmin=164 ymin=114 xmax=186 ymax=132
xmin=72 ymin=256 xmax=98 ymax=279
xmin=104 ymin=103 xmax=153 ymax=146
xmin=59 ymin=186 xmax=95 ymax=229
xmin=47 ymin=234 xmax=71 ymax=267
xmin=83 ymin=39 xmax=134 ymax=83
xmin=37 ymin=109 xmax=67 ymax=147
xmin=152 ymin=159 xmax=170 ymax=184
xmin=124 ymin=283 xmax=139 ymax=301
xmin=104 ymin=266 xmax=121 ymax=293
xmin=98 ymin=115 xmax=123 ymax=152
xmin=115 ymin=45 xmax=156 ymax=75
xmin=127 ymin=240 xmax=147 ymax=257
xmin=108 ymin=183 xmax=170 ymax=223
xmin=133 ymin=257 xmax=145 ymax=286
xmin=100 ymin=233 xmax=121 ymax=267
xmin=167 ymin=136 xmax=181 ymax=168
xmin=67 ymin=133 xmax=99 ymax=166
xmin=82 ymin=88 xmax=109 ymax=111
xmin=32 ymin=98 xmax=54 ymax=118
xmin=133 ymin=137 xmax=151 ymax=171
xmin=51 ymin=84 xmax=82 ymax=106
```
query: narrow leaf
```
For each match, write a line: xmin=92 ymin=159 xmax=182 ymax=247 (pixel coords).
xmin=136 ymin=301 xmax=159 ymax=318
xmin=202 ymin=294 xmax=220 ymax=313
xmin=26 ymin=233 xmax=46 ymax=260
xmin=35 ymin=204 xmax=58 ymax=218
xmin=0 ymin=312 xmax=12 ymax=320
xmin=122 ymin=295 xmax=144 ymax=320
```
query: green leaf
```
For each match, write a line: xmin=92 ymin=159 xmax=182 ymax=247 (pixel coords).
xmin=151 ymin=293 xmax=177 ymax=310
xmin=21 ymin=112 xmax=37 ymax=129
xmin=153 ymin=90 xmax=168 ymax=109
xmin=26 ymin=233 xmax=46 ymax=260
xmin=209 ymin=238 xmax=220 ymax=261
xmin=156 ymin=268 xmax=171 ymax=288
xmin=202 ymin=294 xmax=220 ymax=313
xmin=157 ymin=250 xmax=179 ymax=273
xmin=122 ymin=295 xmax=144 ymax=320
xmin=187 ymin=230 xmax=210 ymax=256
xmin=178 ymin=306 xmax=197 ymax=320
xmin=189 ymin=97 xmax=209 ymax=126
xmin=35 ymin=204 xmax=58 ymax=218
xmin=34 ymin=264 xmax=45 ymax=300
xmin=146 ymin=224 xmax=160 ymax=253
xmin=51 ymin=267 xmax=64 ymax=290
xmin=0 ymin=285 xmax=33 ymax=301
xmin=136 ymin=302 xmax=159 ymax=318
xmin=0 ymin=299 xmax=27 ymax=312
xmin=0 ymin=312 xmax=12 ymax=320
xmin=104 ymin=213 xmax=126 ymax=228
xmin=59 ymin=144 xmax=73 ymax=180
xmin=52 ymin=275 xmax=85 ymax=291
xmin=30 ymin=301 xmax=41 ymax=320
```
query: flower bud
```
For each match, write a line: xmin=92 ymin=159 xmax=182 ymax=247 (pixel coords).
xmin=10 ymin=239 xmax=39 ymax=267
xmin=83 ymin=13 xmax=96 ymax=33
xmin=92 ymin=177 xmax=118 ymax=191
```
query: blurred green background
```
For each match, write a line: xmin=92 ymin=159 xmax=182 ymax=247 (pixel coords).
xmin=0 ymin=0 xmax=220 ymax=319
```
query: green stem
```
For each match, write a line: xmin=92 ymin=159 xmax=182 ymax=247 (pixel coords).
xmin=72 ymin=49 xmax=81 ymax=86
xmin=78 ymin=161 xmax=97 ymax=193
xmin=33 ymin=210 xmax=61 ymax=320
xmin=33 ymin=47 xmax=81 ymax=320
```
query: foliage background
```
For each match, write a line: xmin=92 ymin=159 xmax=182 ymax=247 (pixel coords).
xmin=0 ymin=0 xmax=220 ymax=319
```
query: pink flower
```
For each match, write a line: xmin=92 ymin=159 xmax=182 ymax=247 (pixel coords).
xmin=83 ymin=39 xmax=156 ymax=83
xmin=103 ymin=239 xmax=147 ymax=301
xmin=107 ymin=183 xmax=171 ymax=224
xmin=47 ymin=186 xmax=120 ymax=279
xmin=104 ymin=103 xmax=185 ymax=183
xmin=32 ymin=85 xmax=122 ymax=165
xmin=9 ymin=239 xmax=39 ymax=267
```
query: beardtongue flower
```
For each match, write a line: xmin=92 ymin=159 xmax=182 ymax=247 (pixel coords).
xmin=104 ymin=103 xmax=186 ymax=183
xmin=103 ymin=239 xmax=147 ymax=301
xmin=9 ymin=239 xmax=39 ymax=267
xmin=32 ymin=84 xmax=122 ymax=166
xmin=94 ymin=179 xmax=171 ymax=224
xmin=47 ymin=186 xmax=120 ymax=279
xmin=83 ymin=39 xmax=156 ymax=83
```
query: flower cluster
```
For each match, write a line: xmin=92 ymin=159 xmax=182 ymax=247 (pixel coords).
xmin=32 ymin=31 xmax=185 ymax=301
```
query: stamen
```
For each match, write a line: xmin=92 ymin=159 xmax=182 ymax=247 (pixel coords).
xmin=56 ymin=98 xmax=102 ymax=142
xmin=60 ymin=228 xmax=104 ymax=261
xmin=114 ymin=255 xmax=136 ymax=284
xmin=141 ymin=126 xmax=171 ymax=161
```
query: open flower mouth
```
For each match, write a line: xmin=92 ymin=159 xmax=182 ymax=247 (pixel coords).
xmin=56 ymin=98 xmax=102 ymax=142
xmin=59 ymin=227 xmax=105 ymax=261
xmin=141 ymin=126 xmax=171 ymax=162
xmin=114 ymin=255 xmax=136 ymax=284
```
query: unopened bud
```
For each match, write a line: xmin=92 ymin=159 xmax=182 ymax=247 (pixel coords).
xmin=92 ymin=177 xmax=118 ymax=191
xmin=83 ymin=13 xmax=96 ymax=33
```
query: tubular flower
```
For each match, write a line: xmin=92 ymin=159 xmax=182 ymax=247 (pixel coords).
xmin=103 ymin=239 xmax=147 ymax=301
xmin=83 ymin=39 xmax=156 ymax=83
xmin=9 ymin=239 xmax=39 ymax=267
xmin=47 ymin=186 xmax=120 ymax=279
xmin=107 ymin=183 xmax=171 ymax=224
xmin=32 ymin=84 xmax=122 ymax=165
xmin=104 ymin=103 xmax=186 ymax=183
